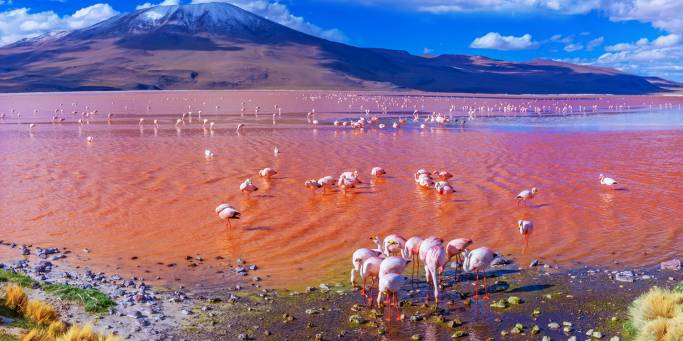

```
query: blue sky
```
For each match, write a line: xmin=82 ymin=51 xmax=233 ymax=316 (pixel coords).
xmin=1 ymin=0 xmax=682 ymax=81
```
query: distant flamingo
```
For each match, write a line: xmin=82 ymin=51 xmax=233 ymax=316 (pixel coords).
xmin=86 ymin=136 xmax=94 ymax=143
xmin=317 ymin=176 xmax=335 ymax=192
xmin=239 ymin=179 xmax=258 ymax=194
xmin=371 ymin=167 xmax=386 ymax=177
xmin=337 ymin=171 xmax=362 ymax=192
xmin=463 ymin=247 xmax=497 ymax=300
xmin=518 ymin=220 xmax=534 ymax=251
xmin=215 ymin=203 xmax=240 ymax=228
xmin=434 ymin=181 xmax=454 ymax=194
xmin=376 ymin=273 xmax=404 ymax=321
xmin=351 ymin=248 xmax=382 ymax=290
xmin=414 ymin=169 xmax=430 ymax=182
xmin=424 ymin=245 xmax=447 ymax=304
xmin=432 ymin=170 xmax=453 ymax=180
xmin=259 ymin=167 xmax=277 ymax=178
xmin=138 ymin=118 xmax=144 ymax=127
xmin=304 ymin=179 xmax=321 ymax=191
xmin=516 ymin=187 xmax=538 ymax=206
xmin=236 ymin=123 xmax=245 ymax=133
xmin=599 ymin=174 xmax=618 ymax=187
xmin=404 ymin=236 xmax=423 ymax=281
xmin=204 ymin=149 xmax=214 ymax=160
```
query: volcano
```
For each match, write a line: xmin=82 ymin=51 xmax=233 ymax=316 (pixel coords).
xmin=0 ymin=3 xmax=669 ymax=94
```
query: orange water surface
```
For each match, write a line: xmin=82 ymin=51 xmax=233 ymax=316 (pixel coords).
xmin=1 ymin=90 xmax=682 ymax=289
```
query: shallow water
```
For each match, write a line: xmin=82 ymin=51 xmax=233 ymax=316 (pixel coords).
xmin=1 ymin=91 xmax=682 ymax=289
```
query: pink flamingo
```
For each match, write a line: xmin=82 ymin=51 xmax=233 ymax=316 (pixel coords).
xmin=414 ymin=169 xmax=430 ymax=182
xmin=215 ymin=203 xmax=240 ymax=228
xmin=434 ymin=181 xmax=455 ymax=194
xmin=517 ymin=220 xmax=534 ymax=251
xmin=516 ymin=187 xmax=538 ymax=206
xmin=404 ymin=236 xmax=423 ymax=281
xmin=446 ymin=238 xmax=473 ymax=277
xmin=424 ymin=245 xmax=447 ymax=304
xmin=599 ymin=174 xmax=618 ymax=188
xmin=432 ymin=170 xmax=453 ymax=181
xmin=240 ymin=179 xmax=258 ymax=195
xmin=360 ymin=256 xmax=384 ymax=304
xmin=383 ymin=234 xmax=406 ymax=257
xmin=463 ymin=247 xmax=497 ymax=300
xmin=377 ymin=273 xmax=404 ymax=321
xmin=379 ymin=256 xmax=410 ymax=277
xmin=371 ymin=167 xmax=386 ymax=177
xmin=351 ymin=248 xmax=382 ymax=292
xmin=259 ymin=167 xmax=277 ymax=178
xmin=337 ymin=171 xmax=362 ymax=192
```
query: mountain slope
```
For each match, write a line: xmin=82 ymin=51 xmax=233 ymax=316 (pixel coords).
xmin=0 ymin=3 xmax=666 ymax=94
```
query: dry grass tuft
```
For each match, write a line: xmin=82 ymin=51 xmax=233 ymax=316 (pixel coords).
xmin=24 ymin=299 xmax=58 ymax=325
xmin=55 ymin=324 xmax=122 ymax=341
xmin=5 ymin=284 xmax=28 ymax=311
xmin=630 ymin=286 xmax=683 ymax=341
xmin=47 ymin=320 xmax=68 ymax=338
xmin=19 ymin=328 xmax=50 ymax=341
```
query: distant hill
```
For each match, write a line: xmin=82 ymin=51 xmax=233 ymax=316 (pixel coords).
xmin=0 ymin=3 xmax=671 ymax=94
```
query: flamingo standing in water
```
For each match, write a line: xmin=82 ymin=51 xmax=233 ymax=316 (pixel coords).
xmin=204 ymin=149 xmax=214 ymax=160
xmin=424 ymin=245 xmax=447 ymax=304
xmin=599 ymin=174 xmax=618 ymax=188
xmin=351 ymin=248 xmax=382 ymax=291
xmin=259 ymin=167 xmax=277 ymax=178
xmin=360 ymin=256 xmax=384 ymax=304
xmin=404 ymin=236 xmax=423 ymax=281
xmin=432 ymin=170 xmax=453 ymax=181
xmin=215 ymin=203 xmax=240 ymax=228
xmin=317 ymin=176 xmax=335 ymax=192
xmin=371 ymin=167 xmax=386 ymax=177
xmin=240 ymin=179 xmax=258 ymax=194
xmin=337 ymin=171 xmax=362 ymax=192
xmin=446 ymin=238 xmax=473 ymax=276
xmin=518 ymin=220 xmax=533 ymax=251
xmin=377 ymin=273 xmax=404 ymax=321
xmin=434 ymin=181 xmax=455 ymax=194
xmin=236 ymin=123 xmax=245 ymax=133
xmin=516 ymin=187 xmax=538 ymax=206
xmin=463 ymin=247 xmax=497 ymax=300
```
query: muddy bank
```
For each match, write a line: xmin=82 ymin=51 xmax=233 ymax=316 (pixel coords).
xmin=178 ymin=262 xmax=682 ymax=340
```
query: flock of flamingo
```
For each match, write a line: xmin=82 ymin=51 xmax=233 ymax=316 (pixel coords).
xmin=214 ymin=160 xmax=620 ymax=319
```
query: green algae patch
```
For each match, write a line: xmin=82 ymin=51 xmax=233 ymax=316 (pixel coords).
xmin=0 ymin=270 xmax=35 ymax=288
xmin=42 ymin=284 xmax=114 ymax=314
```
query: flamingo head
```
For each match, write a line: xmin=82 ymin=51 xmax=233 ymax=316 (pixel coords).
xmin=531 ymin=187 xmax=539 ymax=194
xmin=599 ymin=174 xmax=605 ymax=180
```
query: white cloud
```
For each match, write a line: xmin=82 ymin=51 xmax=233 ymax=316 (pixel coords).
xmin=136 ymin=0 xmax=180 ymax=10
xmin=0 ymin=4 xmax=117 ymax=45
xmin=603 ymin=0 xmax=683 ymax=34
xmin=470 ymin=32 xmax=539 ymax=50
xmin=567 ymin=34 xmax=683 ymax=81
xmin=586 ymin=36 xmax=604 ymax=51
xmin=350 ymin=0 xmax=601 ymax=15
xmin=190 ymin=0 xmax=348 ymax=42
xmin=423 ymin=47 xmax=433 ymax=54
xmin=564 ymin=43 xmax=583 ymax=52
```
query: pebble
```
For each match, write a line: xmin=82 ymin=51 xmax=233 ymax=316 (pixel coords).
xmin=548 ymin=322 xmax=560 ymax=330
xmin=615 ymin=271 xmax=635 ymax=282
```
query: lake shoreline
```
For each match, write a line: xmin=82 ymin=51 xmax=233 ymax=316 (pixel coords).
xmin=2 ymin=239 xmax=681 ymax=340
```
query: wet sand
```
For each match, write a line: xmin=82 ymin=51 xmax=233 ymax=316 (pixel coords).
xmin=1 ymin=90 xmax=682 ymax=291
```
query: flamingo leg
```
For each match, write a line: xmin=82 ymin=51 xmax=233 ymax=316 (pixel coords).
xmin=475 ymin=271 xmax=480 ymax=301
xmin=226 ymin=219 xmax=232 ymax=229
xmin=484 ymin=272 xmax=489 ymax=300
xmin=394 ymin=292 xmax=401 ymax=321
xmin=385 ymin=294 xmax=391 ymax=321
xmin=361 ymin=277 xmax=366 ymax=297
